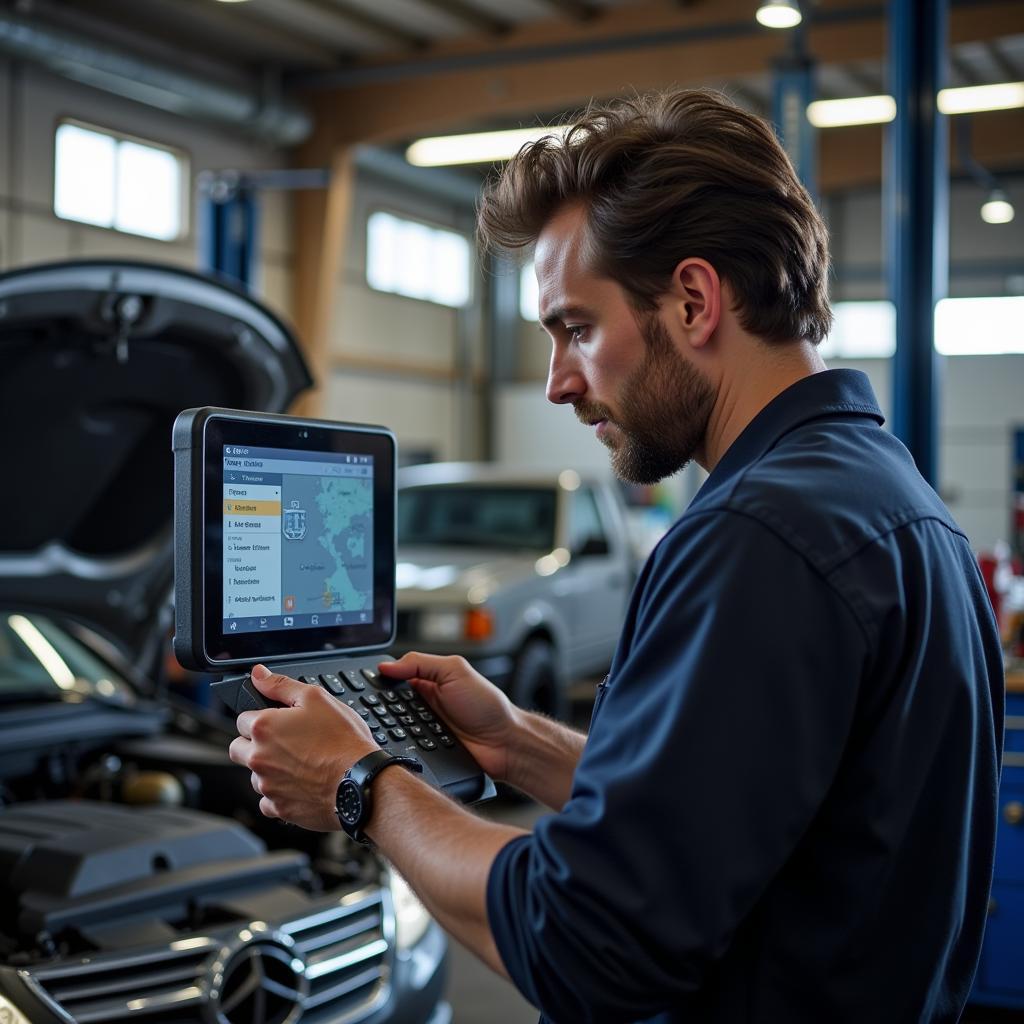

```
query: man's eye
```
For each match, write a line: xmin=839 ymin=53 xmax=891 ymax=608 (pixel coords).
xmin=567 ymin=325 xmax=588 ymax=342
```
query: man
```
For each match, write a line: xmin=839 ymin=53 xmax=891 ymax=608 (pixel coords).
xmin=229 ymin=89 xmax=1003 ymax=1023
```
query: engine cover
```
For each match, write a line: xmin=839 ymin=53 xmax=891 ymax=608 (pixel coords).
xmin=0 ymin=800 xmax=308 ymax=938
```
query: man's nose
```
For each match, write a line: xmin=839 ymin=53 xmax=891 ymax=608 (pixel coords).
xmin=545 ymin=345 xmax=584 ymax=406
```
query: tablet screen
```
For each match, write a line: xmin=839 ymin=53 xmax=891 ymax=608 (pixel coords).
xmin=196 ymin=412 xmax=395 ymax=666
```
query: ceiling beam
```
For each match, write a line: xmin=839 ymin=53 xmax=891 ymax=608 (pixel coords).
xmin=532 ymin=0 xmax=600 ymax=22
xmin=303 ymin=0 xmax=431 ymax=50
xmin=818 ymin=107 xmax=1024 ymax=192
xmin=985 ymin=39 xmax=1021 ymax=81
xmin=297 ymin=0 xmax=1024 ymax=176
xmin=414 ymin=0 xmax=513 ymax=35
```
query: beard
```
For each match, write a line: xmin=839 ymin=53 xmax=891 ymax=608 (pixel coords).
xmin=575 ymin=316 xmax=715 ymax=485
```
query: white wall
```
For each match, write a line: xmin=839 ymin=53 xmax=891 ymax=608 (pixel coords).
xmin=0 ymin=60 xmax=294 ymax=317
xmin=325 ymin=172 xmax=485 ymax=465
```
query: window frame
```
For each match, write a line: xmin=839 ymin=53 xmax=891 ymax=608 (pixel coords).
xmin=52 ymin=117 xmax=191 ymax=243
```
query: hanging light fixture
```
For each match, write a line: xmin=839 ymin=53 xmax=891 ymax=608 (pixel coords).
xmin=981 ymin=188 xmax=1015 ymax=224
xmin=755 ymin=0 xmax=802 ymax=29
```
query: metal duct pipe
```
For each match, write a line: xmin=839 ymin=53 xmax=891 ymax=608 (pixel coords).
xmin=0 ymin=10 xmax=312 ymax=147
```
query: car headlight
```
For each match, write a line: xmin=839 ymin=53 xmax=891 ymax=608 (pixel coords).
xmin=389 ymin=869 xmax=431 ymax=951
xmin=419 ymin=608 xmax=494 ymax=643
xmin=0 ymin=993 xmax=32 ymax=1024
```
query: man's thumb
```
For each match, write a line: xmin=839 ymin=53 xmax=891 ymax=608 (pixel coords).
xmin=249 ymin=663 xmax=305 ymax=705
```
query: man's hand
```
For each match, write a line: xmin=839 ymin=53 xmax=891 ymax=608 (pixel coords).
xmin=379 ymin=653 xmax=520 ymax=783
xmin=228 ymin=664 xmax=378 ymax=831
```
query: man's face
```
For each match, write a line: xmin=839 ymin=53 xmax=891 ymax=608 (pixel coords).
xmin=536 ymin=205 xmax=715 ymax=484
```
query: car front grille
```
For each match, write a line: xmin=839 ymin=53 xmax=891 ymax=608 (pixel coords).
xmin=23 ymin=889 xmax=390 ymax=1024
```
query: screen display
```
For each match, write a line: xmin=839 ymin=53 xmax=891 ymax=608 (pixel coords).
xmin=222 ymin=445 xmax=375 ymax=636
xmin=194 ymin=412 xmax=396 ymax=666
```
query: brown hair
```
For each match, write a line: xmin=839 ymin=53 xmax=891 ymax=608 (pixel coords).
xmin=477 ymin=88 xmax=833 ymax=345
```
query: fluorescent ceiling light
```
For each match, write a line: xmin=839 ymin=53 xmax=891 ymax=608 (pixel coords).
xmin=755 ymin=0 xmax=802 ymax=29
xmin=807 ymin=95 xmax=897 ymax=127
xmin=406 ymin=125 xmax=571 ymax=167
xmin=938 ymin=81 xmax=1024 ymax=115
xmin=981 ymin=189 xmax=1015 ymax=224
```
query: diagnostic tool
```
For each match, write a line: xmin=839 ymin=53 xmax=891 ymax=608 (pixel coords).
xmin=172 ymin=407 xmax=494 ymax=803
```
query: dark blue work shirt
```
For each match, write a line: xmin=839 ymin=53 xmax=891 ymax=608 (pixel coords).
xmin=487 ymin=370 xmax=1004 ymax=1024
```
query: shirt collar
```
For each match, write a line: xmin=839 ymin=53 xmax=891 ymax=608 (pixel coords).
xmin=692 ymin=369 xmax=885 ymax=503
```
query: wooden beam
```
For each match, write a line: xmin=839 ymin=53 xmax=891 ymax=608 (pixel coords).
xmin=291 ymin=146 xmax=356 ymax=417
xmin=818 ymin=108 xmax=1024 ymax=192
xmin=297 ymin=0 xmax=1024 ymax=148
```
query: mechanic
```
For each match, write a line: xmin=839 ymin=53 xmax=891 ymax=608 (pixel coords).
xmin=228 ymin=89 xmax=1004 ymax=1023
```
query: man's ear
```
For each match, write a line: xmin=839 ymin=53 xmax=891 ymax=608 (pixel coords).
xmin=666 ymin=258 xmax=721 ymax=350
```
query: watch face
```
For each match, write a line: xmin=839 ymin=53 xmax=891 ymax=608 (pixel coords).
xmin=336 ymin=778 xmax=363 ymax=826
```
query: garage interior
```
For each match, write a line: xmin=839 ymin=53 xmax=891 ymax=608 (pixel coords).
xmin=0 ymin=0 xmax=1022 ymax=1021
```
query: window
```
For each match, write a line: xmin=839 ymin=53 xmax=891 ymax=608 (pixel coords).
xmin=366 ymin=211 xmax=472 ymax=308
xmin=520 ymin=261 xmax=540 ymax=322
xmin=53 ymin=122 xmax=186 ymax=241
xmin=569 ymin=488 xmax=609 ymax=556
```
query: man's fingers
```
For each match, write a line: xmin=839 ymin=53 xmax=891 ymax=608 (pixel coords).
xmin=249 ymin=664 xmax=308 ymax=704
xmin=259 ymin=795 xmax=281 ymax=820
xmin=379 ymin=651 xmax=457 ymax=684
xmin=228 ymin=734 xmax=252 ymax=765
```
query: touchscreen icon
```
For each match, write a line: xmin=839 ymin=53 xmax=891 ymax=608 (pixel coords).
xmin=283 ymin=616 xmax=294 ymax=627
xmin=283 ymin=500 xmax=307 ymax=541
xmin=259 ymin=618 xmax=268 ymax=628
xmin=283 ymin=595 xmax=296 ymax=612
xmin=229 ymin=621 xmax=237 ymax=631
xmin=311 ymin=615 xmax=319 ymax=626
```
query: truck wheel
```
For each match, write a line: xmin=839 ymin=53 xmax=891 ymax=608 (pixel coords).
xmin=510 ymin=640 xmax=567 ymax=720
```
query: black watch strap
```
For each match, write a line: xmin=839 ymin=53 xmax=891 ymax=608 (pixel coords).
xmin=336 ymin=750 xmax=422 ymax=844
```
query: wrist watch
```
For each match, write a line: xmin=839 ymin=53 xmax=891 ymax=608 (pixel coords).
xmin=335 ymin=749 xmax=422 ymax=845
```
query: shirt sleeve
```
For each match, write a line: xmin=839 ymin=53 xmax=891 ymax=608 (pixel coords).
xmin=486 ymin=510 xmax=868 ymax=1024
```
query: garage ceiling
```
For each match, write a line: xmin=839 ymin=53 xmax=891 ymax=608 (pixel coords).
xmin=22 ymin=0 xmax=1024 ymax=115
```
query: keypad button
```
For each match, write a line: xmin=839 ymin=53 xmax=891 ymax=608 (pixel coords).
xmin=298 ymin=675 xmax=318 ymax=685
xmin=416 ymin=738 xmax=438 ymax=751
xmin=319 ymin=673 xmax=345 ymax=694
xmin=361 ymin=693 xmax=382 ymax=708
xmin=409 ymin=700 xmax=426 ymax=712
xmin=342 ymin=669 xmax=365 ymax=691
xmin=389 ymin=727 xmax=408 ymax=740
xmin=374 ymin=730 xmax=389 ymax=745
xmin=361 ymin=667 xmax=379 ymax=685
xmin=428 ymin=722 xmax=444 ymax=735
xmin=377 ymin=714 xmax=397 ymax=728
xmin=345 ymin=699 xmax=370 ymax=719
xmin=398 ymin=688 xmax=415 ymax=701
xmin=398 ymin=714 xmax=416 ymax=726
xmin=439 ymin=734 xmax=456 ymax=747
xmin=418 ymin=711 xmax=435 ymax=722
xmin=409 ymin=725 xmax=426 ymax=737
xmin=389 ymin=702 xmax=407 ymax=715
xmin=382 ymin=690 xmax=400 ymax=703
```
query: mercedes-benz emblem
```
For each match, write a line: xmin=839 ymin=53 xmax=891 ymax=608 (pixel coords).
xmin=213 ymin=942 xmax=306 ymax=1024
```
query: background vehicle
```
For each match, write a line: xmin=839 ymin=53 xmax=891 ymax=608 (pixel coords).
xmin=394 ymin=463 xmax=637 ymax=720
xmin=0 ymin=261 xmax=449 ymax=1024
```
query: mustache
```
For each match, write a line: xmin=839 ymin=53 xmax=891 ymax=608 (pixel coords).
xmin=573 ymin=400 xmax=613 ymax=426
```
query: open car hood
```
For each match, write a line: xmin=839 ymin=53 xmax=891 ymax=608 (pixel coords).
xmin=0 ymin=260 xmax=312 ymax=666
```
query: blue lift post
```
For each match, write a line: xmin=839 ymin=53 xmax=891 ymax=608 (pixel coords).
xmin=885 ymin=0 xmax=948 ymax=487
xmin=198 ymin=168 xmax=330 ymax=293
xmin=772 ymin=26 xmax=817 ymax=201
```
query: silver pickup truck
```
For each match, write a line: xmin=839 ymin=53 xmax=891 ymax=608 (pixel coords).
xmin=393 ymin=463 xmax=637 ymax=718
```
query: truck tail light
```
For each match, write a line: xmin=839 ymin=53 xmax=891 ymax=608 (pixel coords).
xmin=465 ymin=608 xmax=494 ymax=641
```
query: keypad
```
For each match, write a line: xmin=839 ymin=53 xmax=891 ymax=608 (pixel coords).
xmin=273 ymin=660 xmax=477 ymax=787
xmin=319 ymin=673 xmax=345 ymax=695
xmin=341 ymin=668 xmax=366 ymax=691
